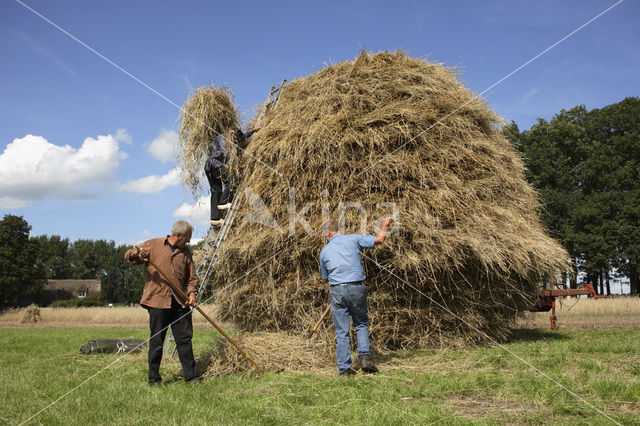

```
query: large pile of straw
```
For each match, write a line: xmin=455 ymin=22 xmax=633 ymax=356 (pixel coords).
xmin=178 ymin=86 xmax=238 ymax=196
xmin=208 ymin=51 xmax=568 ymax=349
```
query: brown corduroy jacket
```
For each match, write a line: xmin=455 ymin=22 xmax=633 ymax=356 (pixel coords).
xmin=124 ymin=237 xmax=198 ymax=309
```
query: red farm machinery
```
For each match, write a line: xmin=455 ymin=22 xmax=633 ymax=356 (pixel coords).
xmin=528 ymin=283 xmax=601 ymax=329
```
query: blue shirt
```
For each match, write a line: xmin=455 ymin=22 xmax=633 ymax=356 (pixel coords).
xmin=319 ymin=234 xmax=376 ymax=285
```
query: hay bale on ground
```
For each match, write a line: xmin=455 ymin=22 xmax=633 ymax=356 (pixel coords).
xmin=206 ymin=51 xmax=568 ymax=349
xmin=20 ymin=304 xmax=42 ymax=323
xmin=178 ymin=86 xmax=239 ymax=197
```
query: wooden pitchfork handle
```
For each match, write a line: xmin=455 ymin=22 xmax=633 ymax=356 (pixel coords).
xmin=136 ymin=247 xmax=266 ymax=375
xmin=308 ymin=305 xmax=331 ymax=339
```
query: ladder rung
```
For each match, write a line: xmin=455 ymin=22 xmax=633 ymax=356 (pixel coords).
xmin=194 ymin=79 xmax=288 ymax=303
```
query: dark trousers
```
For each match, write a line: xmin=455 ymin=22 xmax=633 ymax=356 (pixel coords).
xmin=146 ymin=297 xmax=198 ymax=383
xmin=205 ymin=166 xmax=231 ymax=220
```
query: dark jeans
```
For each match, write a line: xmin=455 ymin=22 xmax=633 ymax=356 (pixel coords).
xmin=329 ymin=283 xmax=370 ymax=373
xmin=146 ymin=297 xmax=198 ymax=383
xmin=205 ymin=166 xmax=231 ymax=220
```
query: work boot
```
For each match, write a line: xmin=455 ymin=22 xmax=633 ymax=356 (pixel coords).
xmin=210 ymin=219 xmax=224 ymax=227
xmin=217 ymin=202 xmax=232 ymax=210
xmin=360 ymin=355 xmax=378 ymax=373
xmin=339 ymin=368 xmax=357 ymax=377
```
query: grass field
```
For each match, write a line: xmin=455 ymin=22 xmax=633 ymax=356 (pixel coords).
xmin=1 ymin=325 xmax=639 ymax=424
xmin=2 ymin=298 xmax=639 ymax=424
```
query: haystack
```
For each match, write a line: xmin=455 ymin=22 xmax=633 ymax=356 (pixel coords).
xmin=21 ymin=304 xmax=41 ymax=323
xmin=178 ymin=86 xmax=239 ymax=197
xmin=203 ymin=51 xmax=567 ymax=349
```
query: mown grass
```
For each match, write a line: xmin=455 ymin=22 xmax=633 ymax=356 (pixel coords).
xmin=1 ymin=327 xmax=638 ymax=425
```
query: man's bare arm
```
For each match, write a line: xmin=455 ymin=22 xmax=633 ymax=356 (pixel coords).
xmin=374 ymin=218 xmax=391 ymax=245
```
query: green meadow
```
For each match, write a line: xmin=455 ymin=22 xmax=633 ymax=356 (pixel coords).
xmin=1 ymin=327 xmax=638 ymax=425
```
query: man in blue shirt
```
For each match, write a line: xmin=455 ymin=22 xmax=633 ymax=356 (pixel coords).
xmin=319 ymin=217 xmax=391 ymax=376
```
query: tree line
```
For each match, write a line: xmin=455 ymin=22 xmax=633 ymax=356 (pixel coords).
xmin=0 ymin=214 xmax=145 ymax=308
xmin=504 ymin=97 xmax=640 ymax=295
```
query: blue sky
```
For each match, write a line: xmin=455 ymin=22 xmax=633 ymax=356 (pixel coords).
xmin=1 ymin=0 xmax=638 ymax=245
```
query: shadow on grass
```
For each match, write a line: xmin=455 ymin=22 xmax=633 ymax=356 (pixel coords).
xmin=171 ymin=339 xmax=225 ymax=382
xmin=507 ymin=328 xmax=571 ymax=343
xmin=374 ymin=329 xmax=572 ymax=364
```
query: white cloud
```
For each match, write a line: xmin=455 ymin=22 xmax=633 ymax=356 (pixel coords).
xmin=0 ymin=133 xmax=128 ymax=208
xmin=115 ymin=128 xmax=132 ymax=145
xmin=173 ymin=196 xmax=210 ymax=226
xmin=117 ymin=167 xmax=181 ymax=193
xmin=0 ymin=196 xmax=27 ymax=209
xmin=146 ymin=130 xmax=178 ymax=163
xmin=116 ymin=239 xmax=143 ymax=248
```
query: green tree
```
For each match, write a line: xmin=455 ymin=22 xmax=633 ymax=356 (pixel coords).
xmin=587 ymin=97 xmax=640 ymax=294
xmin=68 ymin=239 xmax=115 ymax=279
xmin=65 ymin=239 xmax=144 ymax=303
xmin=0 ymin=215 xmax=46 ymax=307
xmin=31 ymin=234 xmax=72 ymax=279
xmin=506 ymin=97 xmax=640 ymax=295
xmin=101 ymin=245 xmax=144 ymax=304
xmin=68 ymin=239 xmax=100 ymax=279
xmin=505 ymin=106 xmax=588 ymax=288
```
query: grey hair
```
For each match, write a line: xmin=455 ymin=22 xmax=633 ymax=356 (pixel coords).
xmin=171 ymin=220 xmax=193 ymax=236
xmin=325 ymin=220 xmax=339 ymax=233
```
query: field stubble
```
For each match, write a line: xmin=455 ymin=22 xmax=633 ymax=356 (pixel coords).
xmin=1 ymin=296 xmax=638 ymax=330
xmin=518 ymin=296 xmax=640 ymax=329
xmin=0 ymin=305 xmax=228 ymax=329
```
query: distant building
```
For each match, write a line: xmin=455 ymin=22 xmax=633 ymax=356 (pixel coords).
xmin=42 ymin=278 xmax=101 ymax=303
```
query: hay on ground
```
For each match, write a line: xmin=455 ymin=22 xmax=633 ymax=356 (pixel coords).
xmin=178 ymin=86 xmax=239 ymax=197
xmin=197 ymin=51 xmax=568 ymax=351
xmin=20 ymin=304 xmax=42 ymax=323
xmin=202 ymin=331 xmax=334 ymax=376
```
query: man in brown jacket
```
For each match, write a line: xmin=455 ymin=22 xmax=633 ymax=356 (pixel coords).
xmin=125 ymin=220 xmax=199 ymax=385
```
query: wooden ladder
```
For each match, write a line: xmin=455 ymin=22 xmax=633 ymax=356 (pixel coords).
xmin=164 ymin=79 xmax=287 ymax=356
